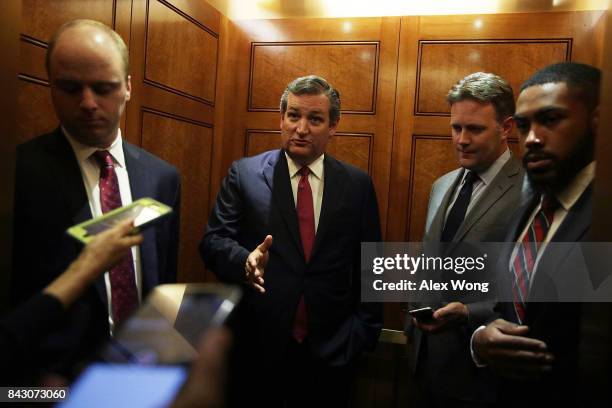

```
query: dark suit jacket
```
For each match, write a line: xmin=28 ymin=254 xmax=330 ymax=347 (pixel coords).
xmin=406 ymin=155 xmax=524 ymax=402
xmin=200 ymin=149 xmax=382 ymax=367
xmin=10 ymin=128 xmax=180 ymax=374
xmin=493 ymin=184 xmax=592 ymax=407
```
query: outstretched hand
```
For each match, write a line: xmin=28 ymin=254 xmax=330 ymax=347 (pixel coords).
xmin=244 ymin=235 xmax=273 ymax=293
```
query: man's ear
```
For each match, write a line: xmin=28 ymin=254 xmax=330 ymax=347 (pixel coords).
xmin=500 ymin=116 xmax=514 ymax=141
xmin=329 ymin=119 xmax=339 ymax=137
xmin=125 ymin=75 xmax=132 ymax=102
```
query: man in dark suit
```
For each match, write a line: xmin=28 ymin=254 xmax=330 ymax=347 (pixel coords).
xmin=200 ymin=75 xmax=382 ymax=407
xmin=472 ymin=62 xmax=601 ymax=406
xmin=406 ymin=72 xmax=524 ymax=407
xmin=11 ymin=19 xmax=180 ymax=376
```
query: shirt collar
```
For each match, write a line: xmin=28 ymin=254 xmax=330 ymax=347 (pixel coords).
xmin=473 ymin=148 xmax=511 ymax=186
xmin=553 ymin=161 xmax=595 ymax=211
xmin=285 ymin=152 xmax=324 ymax=180
xmin=63 ymin=127 xmax=126 ymax=168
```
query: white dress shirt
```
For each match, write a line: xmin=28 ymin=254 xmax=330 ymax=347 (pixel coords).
xmin=64 ymin=128 xmax=142 ymax=335
xmin=285 ymin=152 xmax=324 ymax=232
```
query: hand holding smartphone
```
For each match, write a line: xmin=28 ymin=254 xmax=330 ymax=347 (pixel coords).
xmin=408 ymin=306 xmax=435 ymax=323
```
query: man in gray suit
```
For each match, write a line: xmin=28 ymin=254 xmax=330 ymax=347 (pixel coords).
xmin=406 ymin=72 xmax=524 ymax=407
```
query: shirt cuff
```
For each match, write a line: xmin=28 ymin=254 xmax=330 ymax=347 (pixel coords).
xmin=470 ymin=325 xmax=488 ymax=368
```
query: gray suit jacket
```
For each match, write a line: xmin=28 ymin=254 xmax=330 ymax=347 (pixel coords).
xmin=424 ymin=155 xmax=525 ymax=243
xmin=407 ymin=153 xmax=524 ymax=402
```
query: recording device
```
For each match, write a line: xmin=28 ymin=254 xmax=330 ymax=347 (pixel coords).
xmin=67 ymin=197 xmax=172 ymax=244
xmin=60 ymin=284 xmax=241 ymax=408
xmin=103 ymin=283 xmax=241 ymax=364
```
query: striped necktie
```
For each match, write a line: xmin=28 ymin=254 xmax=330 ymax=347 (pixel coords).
xmin=511 ymin=196 xmax=557 ymax=323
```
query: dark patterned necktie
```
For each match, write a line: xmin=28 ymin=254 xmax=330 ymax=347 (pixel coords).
xmin=93 ymin=150 xmax=138 ymax=326
xmin=293 ymin=167 xmax=315 ymax=342
xmin=441 ymin=171 xmax=478 ymax=242
xmin=511 ymin=196 xmax=557 ymax=323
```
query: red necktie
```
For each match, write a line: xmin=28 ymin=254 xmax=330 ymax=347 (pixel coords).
xmin=511 ymin=196 xmax=557 ymax=322
xmin=293 ymin=167 xmax=315 ymax=342
xmin=93 ymin=150 xmax=139 ymax=326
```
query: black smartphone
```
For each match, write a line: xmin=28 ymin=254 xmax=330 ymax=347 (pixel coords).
xmin=408 ymin=306 xmax=435 ymax=322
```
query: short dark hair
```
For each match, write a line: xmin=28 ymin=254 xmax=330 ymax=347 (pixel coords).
xmin=280 ymin=75 xmax=341 ymax=124
xmin=447 ymin=72 xmax=515 ymax=122
xmin=520 ymin=62 xmax=601 ymax=111
xmin=46 ymin=19 xmax=129 ymax=79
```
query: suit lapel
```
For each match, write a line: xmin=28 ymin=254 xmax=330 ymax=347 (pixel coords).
xmin=311 ymin=155 xmax=346 ymax=260
xmin=550 ymin=184 xmax=592 ymax=244
xmin=528 ymin=185 xmax=592 ymax=296
xmin=264 ymin=151 xmax=304 ymax=259
xmin=45 ymin=129 xmax=92 ymax=226
xmin=123 ymin=142 xmax=159 ymax=293
xmin=454 ymin=157 xmax=521 ymax=241
xmin=427 ymin=169 xmax=463 ymax=242
xmin=123 ymin=142 xmax=148 ymax=200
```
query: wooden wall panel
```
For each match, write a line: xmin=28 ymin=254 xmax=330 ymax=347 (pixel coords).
xmin=325 ymin=133 xmax=372 ymax=173
xmin=141 ymin=110 xmax=213 ymax=283
xmin=249 ymin=42 xmax=378 ymax=113
xmin=19 ymin=39 xmax=46 ymax=81
xmin=164 ymin=0 xmax=220 ymax=32
xmin=245 ymin=130 xmax=281 ymax=157
xmin=416 ymin=40 xmax=570 ymax=115
xmin=408 ymin=137 xmax=458 ymax=242
xmin=246 ymin=130 xmax=372 ymax=173
xmin=145 ymin=0 xmax=218 ymax=105
xmin=22 ymin=0 xmax=113 ymax=43
xmin=17 ymin=80 xmax=55 ymax=143
xmin=128 ymin=0 xmax=220 ymax=282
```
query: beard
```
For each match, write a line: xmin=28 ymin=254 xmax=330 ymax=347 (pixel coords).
xmin=523 ymin=131 xmax=595 ymax=194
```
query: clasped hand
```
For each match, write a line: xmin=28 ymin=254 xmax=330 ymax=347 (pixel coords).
xmin=473 ymin=318 xmax=554 ymax=380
